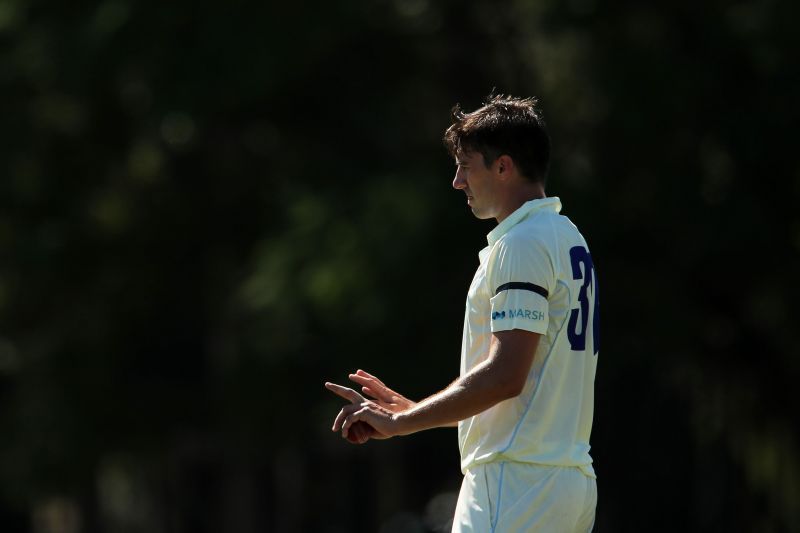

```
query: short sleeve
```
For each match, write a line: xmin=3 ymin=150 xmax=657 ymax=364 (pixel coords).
xmin=486 ymin=234 xmax=555 ymax=334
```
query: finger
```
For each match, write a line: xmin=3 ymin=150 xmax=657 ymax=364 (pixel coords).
xmin=351 ymin=369 xmax=389 ymax=389
xmin=361 ymin=386 xmax=379 ymax=400
xmin=332 ymin=404 xmax=359 ymax=432
xmin=350 ymin=375 xmax=395 ymax=403
xmin=341 ymin=407 xmax=368 ymax=439
xmin=346 ymin=422 xmax=363 ymax=444
xmin=347 ymin=421 xmax=374 ymax=444
xmin=332 ymin=408 xmax=347 ymax=432
xmin=355 ymin=369 xmax=386 ymax=387
xmin=348 ymin=373 xmax=372 ymax=386
xmin=325 ymin=382 xmax=365 ymax=404
xmin=359 ymin=386 xmax=394 ymax=407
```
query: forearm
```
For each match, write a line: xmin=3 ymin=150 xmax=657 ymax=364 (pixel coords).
xmin=329 ymin=331 xmax=540 ymax=441
xmin=394 ymin=357 xmax=520 ymax=435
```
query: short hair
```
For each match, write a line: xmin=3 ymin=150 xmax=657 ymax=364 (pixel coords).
xmin=443 ymin=94 xmax=551 ymax=183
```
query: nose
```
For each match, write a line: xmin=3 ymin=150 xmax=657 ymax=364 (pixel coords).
xmin=452 ymin=168 xmax=466 ymax=190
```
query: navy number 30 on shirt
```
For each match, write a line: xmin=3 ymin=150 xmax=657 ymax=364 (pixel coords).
xmin=567 ymin=246 xmax=600 ymax=355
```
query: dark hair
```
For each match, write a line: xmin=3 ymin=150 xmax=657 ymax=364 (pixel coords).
xmin=443 ymin=94 xmax=551 ymax=182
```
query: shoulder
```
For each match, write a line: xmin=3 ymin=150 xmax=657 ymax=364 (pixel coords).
xmin=499 ymin=212 xmax=561 ymax=252
xmin=488 ymin=221 xmax=557 ymax=276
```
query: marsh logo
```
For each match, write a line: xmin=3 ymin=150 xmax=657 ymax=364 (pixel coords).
xmin=492 ymin=309 xmax=545 ymax=321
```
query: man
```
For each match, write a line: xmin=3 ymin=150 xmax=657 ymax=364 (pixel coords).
xmin=326 ymin=94 xmax=599 ymax=532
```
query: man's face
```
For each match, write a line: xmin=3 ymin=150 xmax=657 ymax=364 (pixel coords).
xmin=452 ymin=150 xmax=499 ymax=220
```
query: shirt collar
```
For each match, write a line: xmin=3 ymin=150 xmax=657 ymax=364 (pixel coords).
xmin=486 ymin=196 xmax=562 ymax=246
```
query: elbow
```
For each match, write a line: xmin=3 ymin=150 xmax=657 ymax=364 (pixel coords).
xmin=475 ymin=354 xmax=533 ymax=403
xmin=495 ymin=374 xmax=528 ymax=402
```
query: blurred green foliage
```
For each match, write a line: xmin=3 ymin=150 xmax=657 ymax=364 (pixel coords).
xmin=1 ymin=0 xmax=799 ymax=531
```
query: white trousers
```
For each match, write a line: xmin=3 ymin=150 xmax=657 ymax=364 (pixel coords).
xmin=452 ymin=462 xmax=597 ymax=533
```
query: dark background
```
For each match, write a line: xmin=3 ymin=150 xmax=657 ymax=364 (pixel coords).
xmin=2 ymin=0 xmax=799 ymax=531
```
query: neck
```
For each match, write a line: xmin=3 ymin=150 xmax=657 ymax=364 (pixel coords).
xmin=495 ymin=181 xmax=546 ymax=223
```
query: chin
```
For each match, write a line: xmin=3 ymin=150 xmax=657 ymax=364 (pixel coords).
xmin=470 ymin=207 xmax=493 ymax=220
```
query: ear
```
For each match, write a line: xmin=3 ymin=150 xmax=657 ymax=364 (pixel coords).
xmin=495 ymin=155 xmax=515 ymax=181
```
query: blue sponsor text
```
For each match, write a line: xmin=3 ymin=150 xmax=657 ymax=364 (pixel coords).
xmin=492 ymin=309 xmax=544 ymax=320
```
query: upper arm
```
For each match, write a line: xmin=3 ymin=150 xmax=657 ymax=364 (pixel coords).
xmin=481 ymin=234 xmax=553 ymax=398
xmin=487 ymin=329 xmax=542 ymax=398
xmin=487 ymin=235 xmax=554 ymax=336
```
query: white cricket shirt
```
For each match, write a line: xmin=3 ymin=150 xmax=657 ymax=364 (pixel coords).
xmin=458 ymin=197 xmax=599 ymax=477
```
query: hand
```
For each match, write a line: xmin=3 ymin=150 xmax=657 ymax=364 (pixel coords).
xmin=325 ymin=382 xmax=403 ymax=441
xmin=348 ymin=369 xmax=415 ymax=413
xmin=346 ymin=420 xmax=375 ymax=445
xmin=326 ymin=382 xmax=380 ymax=443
